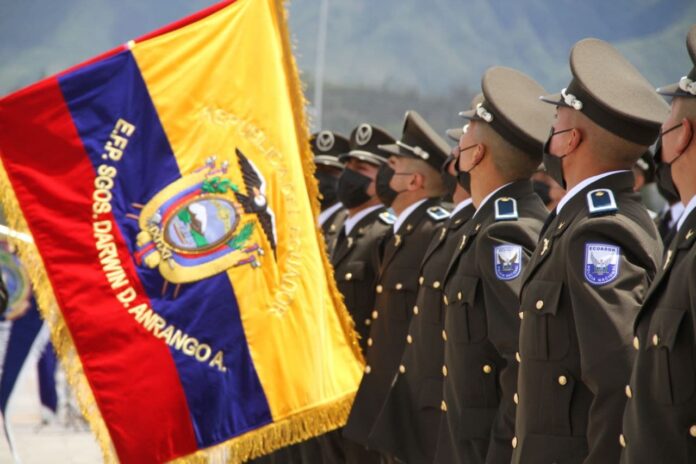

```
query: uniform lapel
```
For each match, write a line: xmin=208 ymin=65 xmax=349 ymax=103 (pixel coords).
xmin=379 ymin=199 xmax=435 ymax=275
xmin=332 ymin=208 xmax=382 ymax=266
xmin=420 ymin=203 xmax=474 ymax=272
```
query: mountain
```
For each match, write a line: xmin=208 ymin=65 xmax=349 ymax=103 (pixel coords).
xmin=1 ymin=0 xmax=695 ymax=134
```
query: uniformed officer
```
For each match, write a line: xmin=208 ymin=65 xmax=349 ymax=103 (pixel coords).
xmin=621 ymin=24 xmax=696 ymax=464
xmin=367 ymin=97 xmax=480 ymax=463
xmin=317 ymin=124 xmax=397 ymax=464
xmin=311 ymin=130 xmax=350 ymax=247
xmin=433 ymin=68 xmax=551 ymax=464
xmin=332 ymin=123 xmax=397 ymax=353
xmin=513 ymin=38 xmax=668 ymax=464
xmin=343 ymin=111 xmax=451 ymax=458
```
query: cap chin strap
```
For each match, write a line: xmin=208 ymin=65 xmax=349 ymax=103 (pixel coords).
xmin=561 ymin=88 xmax=584 ymax=110
xmin=679 ymin=76 xmax=696 ymax=95
xmin=396 ymin=140 xmax=430 ymax=160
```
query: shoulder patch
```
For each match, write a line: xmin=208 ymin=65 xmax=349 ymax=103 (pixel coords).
xmin=494 ymin=244 xmax=522 ymax=280
xmin=378 ymin=211 xmax=396 ymax=225
xmin=427 ymin=206 xmax=450 ymax=221
xmin=584 ymin=243 xmax=621 ymax=285
xmin=494 ymin=197 xmax=518 ymax=221
xmin=587 ymin=189 xmax=617 ymax=216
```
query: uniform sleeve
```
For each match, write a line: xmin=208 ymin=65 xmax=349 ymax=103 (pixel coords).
xmin=476 ymin=220 xmax=539 ymax=463
xmin=566 ymin=219 xmax=658 ymax=464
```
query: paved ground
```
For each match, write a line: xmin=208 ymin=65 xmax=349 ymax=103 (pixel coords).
xmin=0 ymin=367 xmax=102 ymax=463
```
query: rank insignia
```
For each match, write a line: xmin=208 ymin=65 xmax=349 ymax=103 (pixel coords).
xmin=495 ymin=197 xmax=518 ymax=221
xmin=587 ymin=189 xmax=617 ymax=216
xmin=494 ymin=244 xmax=522 ymax=280
xmin=584 ymin=243 xmax=620 ymax=285
xmin=131 ymin=149 xmax=274 ymax=284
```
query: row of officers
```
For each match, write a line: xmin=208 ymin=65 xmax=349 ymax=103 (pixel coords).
xmin=256 ymin=27 xmax=696 ymax=464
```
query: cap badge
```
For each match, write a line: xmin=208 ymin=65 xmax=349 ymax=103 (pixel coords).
xmin=356 ymin=124 xmax=373 ymax=145
xmin=561 ymin=88 xmax=583 ymax=110
xmin=678 ymin=76 xmax=696 ymax=95
xmin=316 ymin=131 xmax=335 ymax=152
xmin=475 ymin=103 xmax=494 ymax=123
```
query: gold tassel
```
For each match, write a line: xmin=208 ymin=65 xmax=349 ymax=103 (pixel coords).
xmin=272 ymin=0 xmax=365 ymax=366
xmin=0 ymin=155 xmax=119 ymax=463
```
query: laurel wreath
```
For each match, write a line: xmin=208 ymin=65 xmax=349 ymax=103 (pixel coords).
xmin=228 ymin=221 xmax=254 ymax=250
xmin=201 ymin=177 xmax=240 ymax=194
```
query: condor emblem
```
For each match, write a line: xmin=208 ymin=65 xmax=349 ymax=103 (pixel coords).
xmin=132 ymin=148 xmax=276 ymax=284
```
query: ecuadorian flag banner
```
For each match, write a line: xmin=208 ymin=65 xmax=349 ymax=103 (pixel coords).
xmin=0 ymin=1 xmax=363 ymax=462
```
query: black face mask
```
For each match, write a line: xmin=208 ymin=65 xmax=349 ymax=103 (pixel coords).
xmin=654 ymin=137 xmax=680 ymax=203
xmin=376 ymin=165 xmax=401 ymax=207
xmin=315 ymin=171 xmax=338 ymax=210
xmin=336 ymin=168 xmax=372 ymax=208
xmin=455 ymin=145 xmax=477 ymax=192
xmin=542 ymin=127 xmax=573 ymax=189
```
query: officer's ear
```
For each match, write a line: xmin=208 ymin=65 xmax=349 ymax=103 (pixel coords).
xmin=408 ymin=171 xmax=426 ymax=191
xmin=675 ymin=118 xmax=694 ymax=155
xmin=471 ymin=143 xmax=486 ymax=166
xmin=566 ymin=128 xmax=583 ymax=153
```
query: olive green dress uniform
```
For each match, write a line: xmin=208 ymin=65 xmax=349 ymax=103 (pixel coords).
xmin=513 ymin=39 xmax=669 ymax=464
xmin=344 ymin=111 xmax=452 ymax=449
xmin=432 ymin=67 xmax=552 ymax=464
xmin=621 ymin=207 xmax=696 ymax=464
xmin=435 ymin=181 xmax=546 ymax=464
xmin=311 ymin=130 xmax=349 ymax=249
xmin=620 ymin=24 xmax=696 ymax=464
xmin=367 ymin=200 xmax=475 ymax=463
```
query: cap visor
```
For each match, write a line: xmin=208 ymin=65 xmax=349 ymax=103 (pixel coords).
xmin=339 ymin=150 xmax=386 ymax=165
xmin=313 ymin=155 xmax=344 ymax=169
xmin=446 ymin=128 xmax=463 ymax=142
xmin=458 ymin=109 xmax=476 ymax=120
xmin=376 ymin=143 xmax=404 ymax=157
xmin=538 ymin=92 xmax=569 ymax=107
xmin=656 ymin=82 xmax=685 ymax=97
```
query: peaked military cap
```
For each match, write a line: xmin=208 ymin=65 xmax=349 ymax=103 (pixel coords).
xmin=459 ymin=67 xmax=555 ymax=156
xmin=657 ymin=24 xmax=696 ymax=98
xmin=310 ymin=130 xmax=350 ymax=169
xmin=340 ymin=123 xmax=395 ymax=166
xmin=378 ymin=110 xmax=450 ymax=172
xmin=446 ymin=93 xmax=484 ymax=142
xmin=539 ymin=38 xmax=669 ymax=146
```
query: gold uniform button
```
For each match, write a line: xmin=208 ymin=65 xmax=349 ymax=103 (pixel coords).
xmin=406 ymin=335 xmax=413 ymax=344
xmin=395 ymin=283 xmax=403 ymax=290
xmin=399 ymin=365 xmax=406 ymax=374
xmin=433 ymin=281 xmax=441 ymax=289
xmin=364 ymin=365 xmax=371 ymax=374
xmin=515 ymin=352 xmax=521 ymax=363
xmin=625 ymin=385 xmax=632 ymax=399
xmin=483 ymin=364 xmax=493 ymax=374
xmin=345 ymin=272 xmax=353 ymax=280
xmin=690 ymin=425 xmax=696 ymax=437
xmin=443 ymin=295 xmax=449 ymax=305
xmin=419 ymin=276 xmax=425 ymax=285
xmin=619 ymin=434 xmax=626 ymax=448
xmin=364 ymin=318 xmax=371 ymax=326
xmin=413 ymin=305 xmax=419 ymax=315
xmin=558 ymin=375 xmax=568 ymax=386
xmin=372 ymin=310 xmax=379 ymax=319
xmin=457 ymin=291 xmax=462 ymax=300
xmin=376 ymin=285 xmax=383 ymax=294
xmin=512 ymin=436 xmax=518 ymax=449
xmin=535 ymin=300 xmax=544 ymax=310
xmin=367 ymin=338 xmax=373 ymax=347
xmin=442 ymin=365 xmax=448 ymax=377
xmin=633 ymin=336 xmax=640 ymax=350
xmin=440 ymin=400 xmax=447 ymax=412
xmin=652 ymin=334 xmax=660 ymax=346
xmin=513 ymin=393 xmax=519 ymax=404
xmin=519 ymin=311 xmax=524 ymax=320
xmin=442 ymin=330 xmax=448 ymax=341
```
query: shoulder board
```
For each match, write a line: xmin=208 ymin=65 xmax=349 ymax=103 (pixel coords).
xmin=587 ymin=189 xmax=618 ymax=216
xmin=427 ymin=206 xmax=450 ymax=221
xmin=494 ymin=197 xmax=518 ymax=221
xmin=378 ymin=211 xmax=396 ymax=225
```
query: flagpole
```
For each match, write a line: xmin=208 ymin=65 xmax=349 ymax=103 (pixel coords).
xmin=312 ymin=0 xmax=330 ymax=130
